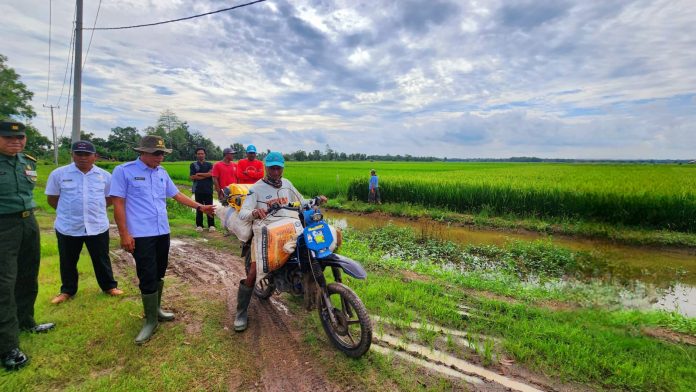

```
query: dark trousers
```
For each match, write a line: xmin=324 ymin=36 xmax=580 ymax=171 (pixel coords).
xmin=194 ymin=192 xmax=215 ymax=228
xmin=55 ymin=230 xmax=117 ymax=295
xmin=368 ymin=188 xmax=381 ymax=203
xmin=133 ymin=234 xmax=170 ymax=295
xmin=0 ymin=213 xmax=40 ymax=353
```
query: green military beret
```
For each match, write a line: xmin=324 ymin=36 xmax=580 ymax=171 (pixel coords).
xmin=0 ymin=121 xmax=26 ymax=136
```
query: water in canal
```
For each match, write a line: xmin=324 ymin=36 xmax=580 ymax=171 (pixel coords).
xmin=327 ymin=210 xmax=696 ymax=317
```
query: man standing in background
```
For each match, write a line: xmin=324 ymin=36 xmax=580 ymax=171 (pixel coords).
xmin=0 ymin=121 xmax=55 ymax=371
xmin=236 ymin=145 xmax=264 ymax=184
xmin=189 ymin=148 xmax=215 ymax=232
xmin=45 ymin=140 xmax=123 ymax=305
xmin=212 ymin=147 xmax=238 ymax=201
xmin=369 ymin=169 xmax=381 ymax=204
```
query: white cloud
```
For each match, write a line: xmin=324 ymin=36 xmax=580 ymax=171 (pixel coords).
xmin=348 ymin=47 xmax=371 ymax=66
xmin=0 ymin=0 xmax=694 ymax=159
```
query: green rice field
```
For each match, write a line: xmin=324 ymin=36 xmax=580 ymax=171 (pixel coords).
xmin=97 ymin=161 xmax=696 ymax=232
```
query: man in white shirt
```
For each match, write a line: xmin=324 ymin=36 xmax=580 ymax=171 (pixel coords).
xmin=45 ymin=141 xmax=123 ymax=304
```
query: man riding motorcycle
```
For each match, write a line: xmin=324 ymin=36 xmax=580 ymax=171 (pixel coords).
xmin=235 ymin=151 xmax=326 ymax=332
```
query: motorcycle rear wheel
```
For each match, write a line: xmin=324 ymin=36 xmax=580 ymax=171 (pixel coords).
xmin=254 ymin=277 xmax=275 ymax=299
xmin=245 ymin=250 xmax=275 ymax=299
xmin=319 ymin=282 xmax=372 ymax=358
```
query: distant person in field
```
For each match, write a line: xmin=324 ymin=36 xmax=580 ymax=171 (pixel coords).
xmin=236 ymin=145 xmax=264 ymax=184
xmin=189 ymin=148 xmax=215 ymax=232
xmin=368 ymin=169 xmax=381 ymax=204
xmin=45 ymin=140 xmax=123 ymax=305
xmin=212 ymin=147 xmax=238 ymax=202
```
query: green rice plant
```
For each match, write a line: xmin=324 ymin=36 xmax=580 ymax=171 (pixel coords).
xmin=416 ymin=322 xmax=438 ymax=348
xmin=481 ymin=338 xmax=495 ymax=366
xmin=98 ymin=161 xmax=696 ymax=231
xmin=346 ymin=163 xmax=696 ymax=232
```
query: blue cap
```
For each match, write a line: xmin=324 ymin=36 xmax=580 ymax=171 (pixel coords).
xmin=246 ymin=145 xmax=257 ymax=153
xmin=264 ymin=151 xmax=284 ymax=167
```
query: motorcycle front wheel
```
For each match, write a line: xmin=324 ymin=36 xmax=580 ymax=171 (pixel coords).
xmin=319 ymin=282 xmax=372 ymax=358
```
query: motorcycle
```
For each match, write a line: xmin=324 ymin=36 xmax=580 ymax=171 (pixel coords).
xmin=241 ymin=196 xmax=372 ymax=358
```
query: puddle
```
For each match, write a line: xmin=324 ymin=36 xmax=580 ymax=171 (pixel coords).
xmin=327 ymin=210 xmax=696 ymax=317
xmin=170 ymin=239 xmax=187 ymax=247
xmin=376 ymin=333 xmax=543 ymax=392
xmin=655 ymin=283 xmax=696 ymax=316
xmin=371 ymin=345 xmax=484 ymax=385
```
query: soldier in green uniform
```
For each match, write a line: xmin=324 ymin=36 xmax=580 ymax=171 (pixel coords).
xmin=0 ymin=121 xmax=55 ymax=371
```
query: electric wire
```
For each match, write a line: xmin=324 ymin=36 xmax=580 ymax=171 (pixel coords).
xmin=82 ymin=0 xmax=102 ymax=69
xmin=55 ymin=6 xmax=76 ymax=109
xmin=59 ymin=33 xmax=75 ymax=140
xmin=44 ymin=0 xmax=52 ymax=105
xmin=84 ymin=0 xmax=266 ymax=30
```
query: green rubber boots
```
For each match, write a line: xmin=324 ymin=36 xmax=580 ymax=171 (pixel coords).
xmin=135 ymin=292 xmax=159 ymax=345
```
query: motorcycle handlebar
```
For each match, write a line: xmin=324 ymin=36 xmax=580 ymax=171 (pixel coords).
xmin=265 ymin=197 xmax=323 ymax=214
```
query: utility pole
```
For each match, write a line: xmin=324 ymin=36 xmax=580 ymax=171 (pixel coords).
xmin=43 ymin=104 xmax=60 ymax=165
xmin=71 ymin=0 xmax=83 ymax=143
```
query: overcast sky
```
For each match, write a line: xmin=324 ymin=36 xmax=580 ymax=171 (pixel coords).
xmin=1 ymin=0 xmax=695 ymax=159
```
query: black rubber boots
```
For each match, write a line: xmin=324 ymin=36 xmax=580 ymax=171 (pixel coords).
xmin=234 ymin=281 xmax=253 ymax=332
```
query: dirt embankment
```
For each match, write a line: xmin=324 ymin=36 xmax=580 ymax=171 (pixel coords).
xmin=112 ymin=237 xmax=342 ymax=392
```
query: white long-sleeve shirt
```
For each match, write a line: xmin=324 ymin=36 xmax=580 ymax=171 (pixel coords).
xmin=239 ymin=178 xmax=307 ymax=225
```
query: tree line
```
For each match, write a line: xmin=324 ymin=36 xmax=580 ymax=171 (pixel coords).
xmin=53 ymin=110 xmax=228 ymax=162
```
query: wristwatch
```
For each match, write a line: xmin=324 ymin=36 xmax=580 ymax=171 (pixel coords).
xmin=196 ymin=205 xmax=203 ymax=213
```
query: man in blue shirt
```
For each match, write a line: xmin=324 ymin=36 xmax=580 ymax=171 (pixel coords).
xmin=109 ymin=136 xmax=215 ymax=344
xmin=369 ymin=169 xmax=381 ymax=204
xmin=45 ymin=141 xmax=123 ymax=305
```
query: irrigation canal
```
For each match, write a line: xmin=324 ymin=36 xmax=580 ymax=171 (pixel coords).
xmin=326 ymin=210 xmax=696 ymax=317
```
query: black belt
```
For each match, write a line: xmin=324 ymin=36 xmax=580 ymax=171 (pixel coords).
xmin=0 ymin=210 xmax=33 ymax=219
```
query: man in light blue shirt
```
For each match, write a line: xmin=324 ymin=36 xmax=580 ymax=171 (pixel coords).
xmin=368 ymin=169 xmax=381 ymax=204
xmin=109 ymin=135 xmax=214 ymax=344
xmin=45 ymin=141 xmax=123 ymax=305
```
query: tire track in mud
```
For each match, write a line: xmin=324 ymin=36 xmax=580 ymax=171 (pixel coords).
xmin=112 ymin=237 xmax=340 ymax=392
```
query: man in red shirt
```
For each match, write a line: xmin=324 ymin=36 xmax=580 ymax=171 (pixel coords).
xmin=212 ymin=148 xmax=238 ymax=201
xmin=236 ymin=145 xmax=264 ymax=184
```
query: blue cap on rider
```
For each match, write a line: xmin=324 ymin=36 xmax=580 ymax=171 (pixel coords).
xmin=246 ymin=145 xmax=257 ymax=153
xmin=264 ymin=151 xmax=284 ymax=167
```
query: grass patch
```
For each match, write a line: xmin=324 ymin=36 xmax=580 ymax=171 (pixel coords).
xmin=336 ymin=228 xmax=696 ymax=391
xmin=14 ymin=164 xmax=694 ymax=391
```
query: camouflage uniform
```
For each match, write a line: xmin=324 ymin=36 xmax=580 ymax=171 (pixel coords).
xmin=0 ymin=121 xmax=54 ymax=371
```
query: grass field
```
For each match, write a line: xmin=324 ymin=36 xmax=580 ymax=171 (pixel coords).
xmin=4 ymin=164 xmax=695 ymax=391
xmin=132 ymin=161 xmax=696 ymax=232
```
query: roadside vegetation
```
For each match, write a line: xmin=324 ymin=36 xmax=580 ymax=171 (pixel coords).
xmin=3 ymin=167 xmax=694 ymax=391
xmin=338 ymin=225 xmax=696 ymax=391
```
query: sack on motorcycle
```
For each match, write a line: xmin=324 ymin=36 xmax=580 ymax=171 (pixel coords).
xmin=252 ymin=218 xmax=304 ymax=278
xmin=215 ymin=205 xmax=253 ymax=242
